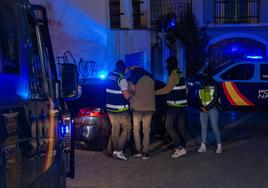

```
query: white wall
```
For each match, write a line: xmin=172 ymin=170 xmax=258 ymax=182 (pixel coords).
xmin=29 ymin=0 xmax=151 ymax=77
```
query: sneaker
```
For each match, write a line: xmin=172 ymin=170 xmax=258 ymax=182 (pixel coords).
xmin=141 ymin=153 xmax=151 ymax=160
xmin=171 ymin=148 xmax=187 ymax=158
xmin=116 ymin=151 xmax=128 ymax=161
xmin=197 ymin=143 xmax=206 ymax=153
xmin=216 ymin=144 xmax=222 ymax=154
xmin=132 ymin=152 xmax=143 ymax=158
xmin=113 ymin=151 xmax=119 ymax=155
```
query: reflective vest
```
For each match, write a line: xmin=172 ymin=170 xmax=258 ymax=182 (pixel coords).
xmin=167 ymin=70 xmax=187 ymax=107
xmin=105 ymin=71 xmax=129 ymax=112
xmin=199 ymin=86 xmax=215 ymax=106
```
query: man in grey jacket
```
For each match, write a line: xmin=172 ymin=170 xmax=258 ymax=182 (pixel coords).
xmin=126 ymin=67 xmax=155 ymax=160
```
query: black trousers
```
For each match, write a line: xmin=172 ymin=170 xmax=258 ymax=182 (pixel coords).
xmin=165 ymin=107 xmax=187 ymax=149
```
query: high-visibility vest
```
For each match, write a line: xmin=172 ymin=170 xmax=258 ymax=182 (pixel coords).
xmin=105 ymin=71 xmax=129 ymax=112
xmin=199 ymin=86 xmax=215 ymax=106
xmin=167 ymin=70 xmax=188 ymax=107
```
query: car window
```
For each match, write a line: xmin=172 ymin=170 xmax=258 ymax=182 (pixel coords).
xmin=220 ymin=64 xmax=254 ymax=80
xmin=260 ymin=64 xmax=268 ymax=80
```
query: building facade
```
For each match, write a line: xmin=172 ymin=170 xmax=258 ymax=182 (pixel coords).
xmin=193 ymin=0 xmax=268 ymax=68
xmin=29 ymin=0 xmax=151 ymax=78
xmin=150 ymin=0 xmax=190 ymax=81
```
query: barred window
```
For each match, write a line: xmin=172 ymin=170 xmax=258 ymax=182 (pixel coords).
xmin=132 ymin=0 xmax=144 ymax=28
xmin=214 ymin=0 xmax=260 ymax=24
xmin=110 ymin=0 xmax=122 ymax=28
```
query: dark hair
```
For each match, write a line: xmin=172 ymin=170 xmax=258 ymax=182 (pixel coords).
xmin=166 ymin=56 xmax=178 ymax=75
xmin=115 ymin=60 xmax=126 ymax=73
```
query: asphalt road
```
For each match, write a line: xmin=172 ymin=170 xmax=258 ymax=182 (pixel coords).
xmin=67 ymin=110 xmax=268 ymax=188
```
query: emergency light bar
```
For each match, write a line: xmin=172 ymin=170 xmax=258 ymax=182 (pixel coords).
xmin=246 ymin=55 xmax=263 ymax=59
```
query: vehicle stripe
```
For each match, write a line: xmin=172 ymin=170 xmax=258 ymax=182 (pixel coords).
xmin=230 ymin=82 xmax=254 ymax=106
xmin=44 ymin=99 xmax=56 ymax=171
xmin=222 ymin=82 xmax=236 ymax=106
xmin=222 ymin=82 xmax=254 ymax=106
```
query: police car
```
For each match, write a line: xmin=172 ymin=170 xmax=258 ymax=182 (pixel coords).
xmin=187 ymin=56 xmax=268 ymax=110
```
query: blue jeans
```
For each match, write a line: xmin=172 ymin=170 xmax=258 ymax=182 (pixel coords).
xmin=200 ymin=107 xmax=221 ymax=144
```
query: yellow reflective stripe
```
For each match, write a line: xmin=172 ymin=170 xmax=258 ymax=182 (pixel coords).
xmin=106 ymin=104 xmax=129 ymax=109
xmin=107 ymin=108 xmax=129 ymax=112
xmin=167 ymin=103 xmax=188 ymax=107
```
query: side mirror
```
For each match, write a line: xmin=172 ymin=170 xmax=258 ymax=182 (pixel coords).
xmin=60 ymin=64 xmax=79 ymax=98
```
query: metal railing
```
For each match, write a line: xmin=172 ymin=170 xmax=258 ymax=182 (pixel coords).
xmin=150 ymin=0 xmax=191 ymax=27
xmin=214 ymin=0 xmax=260 ymax=24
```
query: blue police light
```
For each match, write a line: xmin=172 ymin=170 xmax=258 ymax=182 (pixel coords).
xmin=60 ymin=125 xmax=71 ymax=137
xmin=168 ymin=18 xmax=176 ymax=29
xmin=246 ymin=55 xmax=263 ymax=59
xmin=98 ymin=70 xmax=108 ymax=80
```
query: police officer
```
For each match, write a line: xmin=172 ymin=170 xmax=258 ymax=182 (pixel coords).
xmin=197 ymin=67 xmax=222 ymax=154
xmin=155 ymin=56 xmax=187 ymax=158
xmin=105 ymin=60 xmax=134 ymax=160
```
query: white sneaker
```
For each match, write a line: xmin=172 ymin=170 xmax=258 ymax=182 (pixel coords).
xmin=116 ymin=151 xmax=128 ymax=161
xmin=216 ymin=144 xmax=222 ymax=154
xmin=171 ymin=148 xmax=187 ymax=158
xmin=113 ymin=151 xmax=120 ymax=155
xmin=197 ymin=143 xmax=206 ymax=153
xmin=132 ymin=153 xmax=143 ymax=158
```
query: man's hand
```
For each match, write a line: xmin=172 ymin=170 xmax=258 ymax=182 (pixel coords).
xmin=131 ymin=84 xmax=136 ymax=92
xmin=122 ymin=90 xmax=134 ymax=100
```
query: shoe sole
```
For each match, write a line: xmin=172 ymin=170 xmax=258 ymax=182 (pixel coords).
xmin=116 ymin=156 xmax=128 ymax=161
xmin=171 ymin=152 xmax=186 ymax=158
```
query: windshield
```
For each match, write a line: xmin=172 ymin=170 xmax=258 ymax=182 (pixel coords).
xmin=0 ymin=1 xmax=19 ymax=74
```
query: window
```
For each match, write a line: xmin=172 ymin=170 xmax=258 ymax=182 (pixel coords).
xmin=132 ymin=0 xmax=144 ymax=28
xmin=27 ymin=6 xmax=56 ymax=99
xmin=0 ymin=1 xmax=19 ymax=74
xmin=214 ymin=0 xmax=259 ymax=24
xmin=260 ymin=64 xmax=268 ymax=80
xmin=221 ymin=64 xmax=254 ymax=80
xmin=109 ymin=0 xmax=122 ymax=28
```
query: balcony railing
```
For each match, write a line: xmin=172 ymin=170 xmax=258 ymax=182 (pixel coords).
xmin=214 ymin=0 xmax=260 ymax=24
xmin=151 ymin=0 xmax=191 ymax=28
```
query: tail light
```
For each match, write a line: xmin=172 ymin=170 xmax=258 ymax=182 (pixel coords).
xmin=78 ymin=108 xmax=101 ymax=117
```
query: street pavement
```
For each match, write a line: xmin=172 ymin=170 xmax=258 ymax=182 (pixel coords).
xmin=67 ymin=110 xmax=268 ymax=188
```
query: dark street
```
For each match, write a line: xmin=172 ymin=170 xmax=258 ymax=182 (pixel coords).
xmin=67 ymin=109 xmax=268 ymax=188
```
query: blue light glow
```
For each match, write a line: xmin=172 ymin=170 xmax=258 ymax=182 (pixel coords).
xmin=97 ymin=70 xmax=108 ymax=80
xmin=169 ymin=18 xmax=176 ymax=29
xmin=246 ymin=55 xmax=263 ymax=59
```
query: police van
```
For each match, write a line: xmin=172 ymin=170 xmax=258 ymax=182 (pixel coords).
xmin=187 ymin=56 xmax=268 ymax=110
xmin=0 ymin=0 xmax=77 ymax=187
